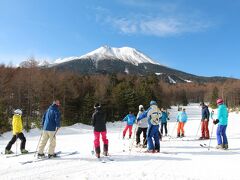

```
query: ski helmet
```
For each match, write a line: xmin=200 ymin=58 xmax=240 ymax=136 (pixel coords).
xmin=14 ymin=109 xmax=22 ymax=115
xmin=139 ymin=105 xmax=144 ymax=111
xmin=94 ymin=103 xmax=101 ymax=109
xmin=150 ymin=100 xmax=157 ymax=106
xmin=216 ymin=98 xmax=223 ymax=105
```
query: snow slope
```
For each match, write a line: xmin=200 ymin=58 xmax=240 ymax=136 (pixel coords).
xmin=0 ymin=104 xmax=240 ymax=180
xmin=54 ymin=46 xmax=160 ymax=66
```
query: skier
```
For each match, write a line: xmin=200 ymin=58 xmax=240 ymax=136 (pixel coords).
xmin=37 ymin=100 xmax=61 ymax=158
xmin=199 ymin=102 xmax=210 ymax=140
xmin=213 ymin=98 xmax=228 ymax=149
xmin=138 ymin=100 xmax=161 ymax=153
xmin=5 ymin=109 xmax=28 ymax=154
xmin=92 ymin=103 xmax=109 ymax=158
xmin=122 ymin=111 xmax=136 ymax=139
xmin=160 ymin=108 xmax=169 ymax=136
xmin=136 ymin=105 xmax=148 ymax=147
xmin=176 ymin=108 xmax=188 ymax=137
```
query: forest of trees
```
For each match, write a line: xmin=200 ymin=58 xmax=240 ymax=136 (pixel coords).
xmin=0 ymin=60 xmax=240 ymax=133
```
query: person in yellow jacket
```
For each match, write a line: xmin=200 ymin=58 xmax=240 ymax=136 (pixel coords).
xmin=5 ymin=109 xmax=28 ymax=154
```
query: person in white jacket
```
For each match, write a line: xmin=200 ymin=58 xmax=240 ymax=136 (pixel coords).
xmin=136 ymin=105 xmax=148 ymax=147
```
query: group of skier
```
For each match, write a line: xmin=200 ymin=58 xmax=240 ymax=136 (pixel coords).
xmin=198 ymin=98 xmax=228 ymax=149
xmin=122 ymin=100 xmax=166 ymax=153
xmin=4 ymin=100 xmax=61 ymax=159
xmin=3 ymin=97 xmax=229 ymax=159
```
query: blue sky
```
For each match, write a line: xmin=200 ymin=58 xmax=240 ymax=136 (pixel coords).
xmin=0 ymin=0 xmax=240 ymax=78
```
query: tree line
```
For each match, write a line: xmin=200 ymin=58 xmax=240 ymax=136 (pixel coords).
xmin=0 ymin=60 xmax=240 ymax=133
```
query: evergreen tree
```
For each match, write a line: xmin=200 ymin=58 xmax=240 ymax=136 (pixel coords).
xmin=210 ymin=87 xmax=219 ymax=108
xmin=181 ymin=90 xmax=188 ymax=106
xmin=82 ymin=93 xmax=95 ymax=125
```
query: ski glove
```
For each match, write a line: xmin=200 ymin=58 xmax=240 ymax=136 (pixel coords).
xmin=213 ymin=119 xmax=219 ymax=125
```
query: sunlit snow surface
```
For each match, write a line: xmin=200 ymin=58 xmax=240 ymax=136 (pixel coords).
xmin=1 ymin=103 xmax=239 ymax=180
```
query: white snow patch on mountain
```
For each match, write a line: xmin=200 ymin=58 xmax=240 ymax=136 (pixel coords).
xmin=184 ymin=79 xmax=192 ymax=83
xmin=54 ymin=56 xmax=79 ymax=64
xmin=53 ymin=46 xmax=160 ymax=66
xmin=168 ymin=75 xmax=176 ymax=83
xmin=125 ymin=67 xmax=129 ymax=74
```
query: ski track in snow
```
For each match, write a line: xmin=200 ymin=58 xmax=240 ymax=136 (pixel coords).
xmin=1 ymin=103 xmax=240 ymax=180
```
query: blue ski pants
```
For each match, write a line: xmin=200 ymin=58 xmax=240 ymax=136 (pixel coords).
xmin=147 ymin=125 xmax=160 ymax=151
xmin=216 ymin=125 xmax=228 ymax=145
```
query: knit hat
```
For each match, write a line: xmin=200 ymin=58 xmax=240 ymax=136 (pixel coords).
xmin=216 ymin=98 xmax=223 ymax=105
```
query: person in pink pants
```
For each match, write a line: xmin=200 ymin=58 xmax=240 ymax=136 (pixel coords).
xmin=92 ymin=103 xmax=109 ymax=158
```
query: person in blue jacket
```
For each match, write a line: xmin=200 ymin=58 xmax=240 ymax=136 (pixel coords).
xmin=213 ymin=98 xmax=228 ymax=149
xmin=160 ymin=108 xmax=169 ymax=136
xmin=122 ymin=111 xmax=136 ymax=139
xmin=138 ymin=100 xmax=161 ymax=153
xmin=199 ymin=102 xmax=210 ymax=140
xmin=37 ymin=100 xmax=61 ymax=158
xmin=177 ymin=108 xmax=188 ymax=137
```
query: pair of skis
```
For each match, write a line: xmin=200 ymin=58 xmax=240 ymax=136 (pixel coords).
xmin=5 ymin=151 xmax=37 ymax=158
xmin=20 ymin=151 xmax=78 ymax=165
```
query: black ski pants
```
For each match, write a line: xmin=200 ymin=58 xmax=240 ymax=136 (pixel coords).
xmin=6 ymin=132 xmax=26 ymax=151
xmin=136 ymin=127 xmax=147 ymax=145
xmin=160 ymin=122 xmax=168 ymax=135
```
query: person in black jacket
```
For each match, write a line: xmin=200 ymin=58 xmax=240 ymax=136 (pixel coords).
xmin=92 ymin=103 xmax=109 ymax=158
xmin=199 ymin=102 xmax=210 ymax=139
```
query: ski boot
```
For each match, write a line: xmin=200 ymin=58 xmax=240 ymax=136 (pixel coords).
xmin=223 ymin=144 xmax=228 ymax=150
xmin=37 ymin=153 xmax=45 ymax=158
xmin=144 ymin=149 xmax=155 ymax=153
xmin=5 ymin=149 xmax=14 ymax=154
xmin=216 ymin=144 xmax=223 ymax=149
xmin=103 ymin=144 xmax=108 ymax=156
xmin=21 ymin=149 xmax=28 ymax=154
xmin=96 ymin=153 xmax=100 ymax=158
xmin=95 ymin=146 xmax=101 ymax=158
xmin=48 ymin=153 xmax=58 ymax=159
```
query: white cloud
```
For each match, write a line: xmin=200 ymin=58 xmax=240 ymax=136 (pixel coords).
xmin=108 ymin=16 xmax=212 ymax=37
xmin=95 ymin=2 xmax=214 ymax=37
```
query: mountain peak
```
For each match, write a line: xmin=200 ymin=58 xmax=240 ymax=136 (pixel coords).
xmin=79 ymin=46 xmax=159 ymax=65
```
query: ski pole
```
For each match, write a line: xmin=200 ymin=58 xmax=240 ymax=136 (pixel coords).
xmin=139 ymin=138 xmax=147 ymax=153
xmin=15 ymin=135 xmax=18 ymax=155
xmin=91 ymin=144 xmax=95 ymax=155
xmin=208 ymin=121 xmax=215 ymax=150
xmin=53 ymin=128 xmax=59 ymax=138
xmin=118 ymin=121 xmax=124 ymax=139
xmin=169 ymin=121 xmax=178 ymax=139
xmin=195 ymin=120 xmax=201 ymax=139
xmin=34 ymin=131 xmax=43 ymax=157
xmin=129 ymin=123 xmax=138 ymax=154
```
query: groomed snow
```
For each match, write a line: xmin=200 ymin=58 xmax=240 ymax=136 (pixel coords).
xmin=0 ymin=103 xmax=240 ymax=180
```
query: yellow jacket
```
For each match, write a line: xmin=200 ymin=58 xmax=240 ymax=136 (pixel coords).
xmin=12 ymin=114 xmax=23 ymax=135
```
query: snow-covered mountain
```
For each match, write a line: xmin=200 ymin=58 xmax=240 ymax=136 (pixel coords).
xmin=49 ymin=46 xmax=231 ymax=83
xmin=54 ymin=46 xmax=159 ymax=66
